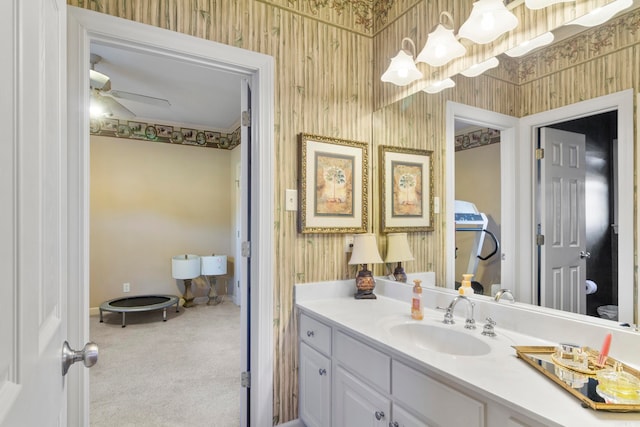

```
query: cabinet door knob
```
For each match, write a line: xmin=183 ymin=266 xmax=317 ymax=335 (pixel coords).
xmin=306 ymin=330 xmax=314 ymax=337
xmin=375 ymin=410 xmax=385 ymax=420
xmin=318 ymin=368 xmax=327 ymax=376
xmin=389 ymin=422 xmax=399 ymax=427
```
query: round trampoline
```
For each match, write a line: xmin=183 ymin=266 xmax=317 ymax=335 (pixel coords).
xmin=99 ymin=295 xmax=180 ymax=328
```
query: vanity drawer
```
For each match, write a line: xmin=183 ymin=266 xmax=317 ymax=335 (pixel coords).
xmin=299 ymin=313 xmax=331 ymax=356
xmin=334 ymin=330 xmax=391 ymax=393
xmin=392 ymin=360 xmax=485 ymax=427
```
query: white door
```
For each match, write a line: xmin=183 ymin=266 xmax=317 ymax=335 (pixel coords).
xmin=0 ymin=1 xmax=95 ymax=425
xmin=299 ymin=343 xmax=331 ymax=427
xmin=539 ymin=127 xmax=587 ymax=314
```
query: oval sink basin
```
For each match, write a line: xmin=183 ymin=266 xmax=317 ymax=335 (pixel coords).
xmin=387 ymin=323 xmax=491 ymax=356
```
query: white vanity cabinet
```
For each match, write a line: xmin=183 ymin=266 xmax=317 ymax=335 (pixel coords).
xmin=299 ymin=314 xmax=332 ymax=427
xmin=298 ymin=310 xmax=547 ymax=427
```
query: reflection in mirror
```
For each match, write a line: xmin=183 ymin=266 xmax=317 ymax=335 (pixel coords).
xmin=454 ymin=123 xmax=502 ymax=297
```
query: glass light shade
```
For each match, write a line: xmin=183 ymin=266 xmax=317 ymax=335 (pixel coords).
xmin=416 ymin=24 xmax=466 ymax=67
xmin=201 ymin=255 xmax=227 ymax=276
xmin=525 ymin=0 xmax=572 ymax=10
xmin=171 ymin=254 xmax=201 ymax=279
xmin=458 ymin=0 xmax=518 ymax=44
xmin=348 ymin=233 xmax=383 ymax=265
xmin=381 ymin=49 xmax=423 ymax=86
xmin=423 ymin=78 xmax=455 ymax=94
xmin=460 ymin=57 xmax=500 ymax=77
xmin=385 ymin=233 xmax=414 ymax=262
xmin=568 ymin=0 xmax=632 ymax=27
xmin=504 ymin=32 xmax=554 ymax=57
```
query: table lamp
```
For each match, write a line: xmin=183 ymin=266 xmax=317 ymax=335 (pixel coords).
xmin=172 ymin=254 xmax=201 ymax=307
xmin=201 ymin=255 xmax=227 ymax=305
xmin=385 ymin=233 xmax=414 ymax=283
xmin=348 ymin=233 xmax=383 ymax=299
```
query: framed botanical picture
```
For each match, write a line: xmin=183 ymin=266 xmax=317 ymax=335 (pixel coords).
xmin=380 ymin=145 xmax=433 ymax=232
xmin=298 ymin=133 xmax=368 ymax=234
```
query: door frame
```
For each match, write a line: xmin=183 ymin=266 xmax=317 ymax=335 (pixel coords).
xmin=519 ymin=89 xmax=634 ymax=323
xmin=446 ymin=102 xmax=520 ymax=292
xmin=66 ymin=7 xmax=274 ymax=426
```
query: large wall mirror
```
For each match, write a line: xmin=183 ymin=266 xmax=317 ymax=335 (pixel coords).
xmin=373 ymin=5 xmax=639 ymax=326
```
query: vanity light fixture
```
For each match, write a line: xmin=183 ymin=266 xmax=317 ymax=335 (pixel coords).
xmin=567 ymin=0 xmax=632 ymax=27
xmin=348 ymin=233 xmax=384 ymax=299
xmin=458 ymin=0 xmax=518 ymax=44
xmin=423 ymin=78 xmax=456 ymax=94
xmin=460 ymin=57 xmax=500 ymax=77
xmin=381 ymin=38 xmax=423 ymax=86
xmin=504 ymin=32 xmax=554 ymax=57
xmin=385 ymin=233 xmax=414 ymax=283
xmin=416 ymin=12 xmax=467 ymax=67
xmin=525 ymin=0 xmax=574 ymax=10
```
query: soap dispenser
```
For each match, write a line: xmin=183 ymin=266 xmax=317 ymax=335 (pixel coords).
xmin=411 ymin=279 xmax=424 ymax=320
xmin=459 ymin=274 xmax=475 ymax=295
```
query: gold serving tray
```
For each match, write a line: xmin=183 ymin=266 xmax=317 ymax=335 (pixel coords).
xmin=513 ymin=346 xmax=640 ymax=412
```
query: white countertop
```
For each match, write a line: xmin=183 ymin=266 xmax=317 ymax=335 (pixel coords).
xmin=295 ymin=279 xmax=640 ymax=426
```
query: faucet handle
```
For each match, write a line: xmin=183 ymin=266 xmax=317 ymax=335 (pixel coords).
xmin=482 ymin=317 xmax=497 ymax=337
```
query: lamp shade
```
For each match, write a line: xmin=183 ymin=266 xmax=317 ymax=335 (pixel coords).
xmin=381 ymin=49 xmax=423 ymax=86
xmin=504 ymin=32 xmax=554 ymax=57
xmin=385 ymin=233 xmax=415 ymax=263
xmin=568 ymin=0 xmax=632 ymax=27
xmin=201 ymin=255 xmax=227 ymax=276
xmin=423 ymin=78 xmax=455 ymax=94
xmin=171 ymin=254 xmax=201 ymax=279
xmin=458 ymin=0 xmax=518 ymax=44
xmin=416 ymin=24 xmax=466 ymax=67
xmin=348 ymin=233 xmax=383 ymax=265
xmin=460 ymin=57 xmax=499 ymax=77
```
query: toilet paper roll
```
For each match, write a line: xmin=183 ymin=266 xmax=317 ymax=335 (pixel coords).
xmin=585 ymin=280 xmax=598 ymax=295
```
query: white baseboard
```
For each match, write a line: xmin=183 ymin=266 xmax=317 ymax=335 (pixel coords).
xmin=278 ymin=420 xmax=304 ymax=427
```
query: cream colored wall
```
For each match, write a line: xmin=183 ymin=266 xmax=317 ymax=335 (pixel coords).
xmin=454 ymin=143 xmax=501 ymax=290
xmin=89 ymin=136 xmax=233 ymax=307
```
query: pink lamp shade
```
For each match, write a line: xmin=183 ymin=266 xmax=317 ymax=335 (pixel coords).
xmin=171 ymin=254 xmax=201 ymax=280
xmin=201 ymin=255 xmax=227 ymax=276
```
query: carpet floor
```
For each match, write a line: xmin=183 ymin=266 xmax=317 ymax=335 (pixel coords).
xmin=89 ymin=299 xmax=241 ymax=427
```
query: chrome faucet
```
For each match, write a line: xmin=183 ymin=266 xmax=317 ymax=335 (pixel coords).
xmin=443 ymin=295 xmax=476 ymax=329
xmin=494 ymin=289 xmax=515 ymax=303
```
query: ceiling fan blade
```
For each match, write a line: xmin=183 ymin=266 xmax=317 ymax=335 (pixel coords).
xmin=98 ymin=95 xmax=136 ymax=119
xmin=109 ymin=90 xmax=171 ymax=107
xmin=89 ymin=69 xmax=111 ymax=91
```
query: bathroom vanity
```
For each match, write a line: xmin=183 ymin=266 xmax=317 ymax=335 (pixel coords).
xmin=295 ymin=276 xmax=640 ymax=426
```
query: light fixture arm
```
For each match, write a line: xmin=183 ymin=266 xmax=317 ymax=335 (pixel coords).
xmin=439 ymin=11 xmax=455 ymax=30
xmin=400 ymin=37 xmax=417 ymax=58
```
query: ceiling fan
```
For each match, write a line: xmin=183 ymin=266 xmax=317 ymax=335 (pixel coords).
xmin=89 ymin=53 xmax=171 ymax=118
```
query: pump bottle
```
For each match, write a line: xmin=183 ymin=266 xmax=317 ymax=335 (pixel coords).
xmin=411 ymin=279 xmax=423 ymax=320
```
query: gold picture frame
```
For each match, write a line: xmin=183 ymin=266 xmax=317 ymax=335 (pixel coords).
xmin=380 ymin=145 xmax=433 ymax=232
xmin=298 ymin=133 xmax=368 ymax=234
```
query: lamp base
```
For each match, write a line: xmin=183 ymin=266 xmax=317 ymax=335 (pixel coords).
xmin=182 ymin=278 xmax=196 ymax=308
xmin=393 ymin=263 xmax=407 ymax=283
xmin=354 ymin=266 xmax=377 ymax=300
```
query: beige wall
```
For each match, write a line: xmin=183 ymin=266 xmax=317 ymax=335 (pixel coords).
xmin=90 ymin=136 xmax=234 ymax=307
xmin=454 ymin=142 xmax=501 ymax=289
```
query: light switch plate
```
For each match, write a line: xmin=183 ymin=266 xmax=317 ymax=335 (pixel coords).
xmin=285 ymin=189 xmax=297 ymax=211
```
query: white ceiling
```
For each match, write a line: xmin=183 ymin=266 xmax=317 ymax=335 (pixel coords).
xmin=90 ymin=43 xmax=242 ymax=132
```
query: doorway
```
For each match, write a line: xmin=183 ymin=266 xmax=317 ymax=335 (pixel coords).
xmin=67 ymin=7 xmax=274 ymax=426
xmin=536 ymin=111 xmax=618 ymax=318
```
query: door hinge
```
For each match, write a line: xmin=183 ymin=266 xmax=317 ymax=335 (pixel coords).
xmin=241 ymin=110 xmax=251 ymax=127
xmin=536 ymin=234 xmax=545 ymax=246
xmin=241 ymin=241 xmax=251 ymax=257
xmin=535 ymin=148 xmax=544 ymax=160
xmin=241 ymin=371 xmax=251 ymax=388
